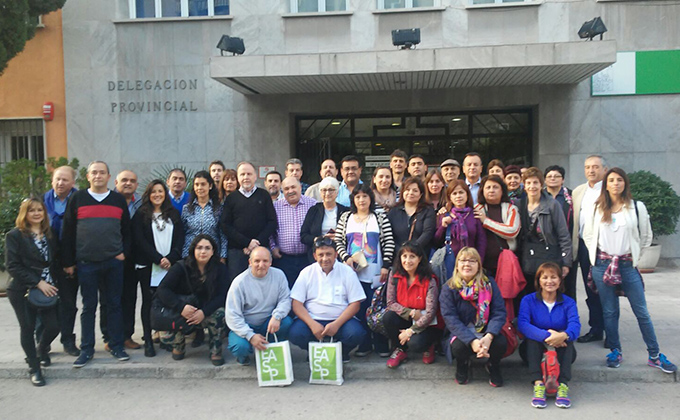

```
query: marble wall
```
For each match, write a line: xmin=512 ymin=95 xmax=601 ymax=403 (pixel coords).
xmin=61 ymin=0 xmax=680 ymax=261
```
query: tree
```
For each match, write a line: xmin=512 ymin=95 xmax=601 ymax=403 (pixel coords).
xmin=0 ymin=0 xmax=66 ymax=75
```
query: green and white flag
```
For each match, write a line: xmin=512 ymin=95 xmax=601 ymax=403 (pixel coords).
xmin=308 ymin=340 xmax=344 ymax=386
xmin=255 ymin=338 xmax=294 ymax=387
xmin=592 ymin=50 xmax=680 ymax=96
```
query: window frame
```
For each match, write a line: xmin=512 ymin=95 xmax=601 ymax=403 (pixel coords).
xmin=289 ymin=0 xmax=348 ymax=13
xmin=377 ymin=0 xmax=441 ymax=9
xmin=468 ymin=0 xmax=538 ymax=6
xmin=0 ymin=118 xmax=46 ymax=167
xmin=129 ymin=0 xmax=230 ymax=19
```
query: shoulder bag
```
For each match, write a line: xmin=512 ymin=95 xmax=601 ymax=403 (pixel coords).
xmin=150 ymin=263 xmax=199 ymax=332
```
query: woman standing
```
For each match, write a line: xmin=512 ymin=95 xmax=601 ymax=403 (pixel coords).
xmin=219 ymin=169 xmax=239 ymax=203
xmin=505 ymin=165 xmax=526 ymax=204
xmin=300 ymin=177 xmax=348 ymax=262
xmin=156 ymin=234 xmax=229 ymax=365
xmin=487 ymin=159 xmax=505 ymax=178
xmin=371 ymin=166 xmax=398 ymax=213
xmin=384 ymin=241 xmax=443 ymax=368
xmin=518 ymin=262 xmax=580 ymax=409
xmin=387 ymin=177 xmax=436 ymax=255
xmin=517 ymin=167 xmax=571 ymax=292
xmin=132 ymin=180 xmax=185 ymax=357
xmin=440 ymin=247 xmax=507 ymax=386
xmin=433 ymin=180 xmax=487 ymax=278
xmin=181 ymin=170 xmax=228 ymax=261
xmin=425 ymin=169 xmax=446 ymax=211
xmin=583 ymin=168 xmax=676 ymax=374
xmin=473 ymin=175 xmax=521 ymax=277
xmin=335 ymin=184 xmax=394 ymax=357
xmin=5 ymin=198 xmax=60 ymax=386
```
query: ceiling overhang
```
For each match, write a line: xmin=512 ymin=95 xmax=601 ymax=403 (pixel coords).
xmin=210 ymin=41 xmax=617 ymax=95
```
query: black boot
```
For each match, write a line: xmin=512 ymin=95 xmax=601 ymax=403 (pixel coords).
xmin=144 ymin=340 xmax=156 ymax=358
xmin=27 ymin=359 xmax=45 ymax=387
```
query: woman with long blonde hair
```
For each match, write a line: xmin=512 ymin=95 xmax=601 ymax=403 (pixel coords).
xmin=439 ymin=247 xmax=507 ymax=386
xmin=5 ymin=198 xmax=60 ymax=386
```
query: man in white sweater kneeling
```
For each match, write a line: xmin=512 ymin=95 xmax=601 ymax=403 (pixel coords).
xmin=226 ymin=247 xmax=292 ymax=366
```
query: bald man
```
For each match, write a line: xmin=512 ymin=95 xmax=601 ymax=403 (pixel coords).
xmin=226 ymin=247 xmax=292 ymax=365
xmin=271 ymin=177 xmax=316 ymax=287
xmin=115 ymin=170 xmax=142 ymax=217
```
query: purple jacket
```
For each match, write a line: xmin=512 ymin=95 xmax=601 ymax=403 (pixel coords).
xmin=434 ymin=210 xmax=487 ymax=262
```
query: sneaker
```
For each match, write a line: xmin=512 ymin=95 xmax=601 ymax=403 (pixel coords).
xmin=648 ymin=353 xmax=677 ymax=374
xmin=378 ymin=351 xmax=391 ymax=358
xmin=555 ymin=383 xmax=571 ymax=408
xmin=236 ymin=356 xmax=251 ymax=366
xmin=342 ymin=353 xmax=351 ymax=364
xmin=422 ymin=344 xmax=435 ymax=365
xmin=486 ymin=362 xmax=504 ymax=387
xmin=386 ymin=348 xmax=407 ymax=369
xmin=110 ymin=348 xmax=130 ymax=361
xmin=63 ymin=342 xmax=81 ymax=357
xmin=354 ymin=349 xmax=372 ymax=357
xmin=455 ymin=358 xmax=470 ymax=385
xmin=531 ymin=383 xmax=547 ymax=408
xmin=39 ymin=354 xmax=51 ymax=367
xmin=73 ymin=352 xmax=92 ymax=368
xmin=606 ymin=349 xmax=623 ymax=368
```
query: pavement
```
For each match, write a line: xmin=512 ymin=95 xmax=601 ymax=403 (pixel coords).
xmin=0 ymin=268 xmax=678 ymax=384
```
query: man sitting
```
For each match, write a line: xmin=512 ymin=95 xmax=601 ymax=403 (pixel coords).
xmin=226 ymin=247 xmax=292 ymax=366
xmin=289 ymin=237 xmax=366 ymax=363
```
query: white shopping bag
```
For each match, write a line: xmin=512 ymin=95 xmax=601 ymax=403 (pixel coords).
xmin=308 ymin=338 xmax=344 ymax=386
xmin=254 ymin=333 xmax=294 ymax=387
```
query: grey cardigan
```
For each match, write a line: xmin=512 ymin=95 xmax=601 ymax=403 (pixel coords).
xmin=518 ymin=191 xmax=573 ymax=267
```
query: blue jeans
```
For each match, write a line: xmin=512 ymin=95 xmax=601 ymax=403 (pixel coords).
xmin=78 ymin=258 xmax=124 ymax=354
xmin=591 ymin=257 xmax=659 ymax=357
xmin=289 ymin=318 xmax=366 ymax=358
xmin=228 ymin=316 xmax=293 ymax=359
xmin=273 ymin=253 xmax=309 ymax=288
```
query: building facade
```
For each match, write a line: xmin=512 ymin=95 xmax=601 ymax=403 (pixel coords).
xmin=59 ymin=0 xmax=680 ymax=261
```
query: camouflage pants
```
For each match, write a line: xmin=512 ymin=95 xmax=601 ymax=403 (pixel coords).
xmin=160 ymin=308 xmax=225 ymax=356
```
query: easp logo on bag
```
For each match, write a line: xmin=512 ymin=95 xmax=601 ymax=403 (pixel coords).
xmin=311 ymin=345 xmax=337 ymax=381
xmin=258 ymin=346 xmax=287 ymax=382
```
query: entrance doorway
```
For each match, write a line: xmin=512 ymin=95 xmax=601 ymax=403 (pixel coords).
xmin=296 ymin=109 xmax=533 ymax=184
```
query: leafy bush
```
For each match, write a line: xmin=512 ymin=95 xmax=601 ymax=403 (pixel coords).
xmin=628 ymin=170 xmax=680 ymax=239
xmin=0 ymin=157 xmax=81 ymax=271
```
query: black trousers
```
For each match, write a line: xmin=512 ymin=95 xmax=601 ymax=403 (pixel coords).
xmin=577 ymin=238 xmax=604 ymax=335
xmin=134 ymin=266 xmax=156 ymax=342
xmin=227 ymin=249 xmax=249 ymax=282
xmin=383 ymin=310 xmax=441 ymax=353
xmin=122 ymin=260 xmax=138 ymax=340
xmin=526 ymin=339 xmax=576 ymax=385
xmin=56 ymin=269 xmax=79 ymax=345
xmin=8 ymin=289 xmax=60 ymax=367
xmin=450 ymin=333 xmax=507 ymax=366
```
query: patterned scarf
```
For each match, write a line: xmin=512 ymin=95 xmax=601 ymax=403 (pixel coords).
xmin=459 ymin=278 xmax=493 ymax=333
xmin=449 ymin=207 xmax=472 ymax=244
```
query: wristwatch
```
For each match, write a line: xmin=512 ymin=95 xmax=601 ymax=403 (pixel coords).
xmin=273 ymin=314 xmax=282 ymax=321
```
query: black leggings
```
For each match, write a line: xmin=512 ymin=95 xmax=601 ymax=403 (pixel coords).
xmin=450 ymin=332 xmax=508 ymax=366
xmin=383 ymin=310 xmax=442 ymax=353
xmin=134 ymin=267 xmax=157 ymax=342
xmin=8 ymin=289 xmax=60 ymax=367
xmin=526 ymin=339 xmax=576 ymax=385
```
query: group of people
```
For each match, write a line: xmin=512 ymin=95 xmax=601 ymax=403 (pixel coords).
xmin=5 ymin=151 xmax=675 ymax=409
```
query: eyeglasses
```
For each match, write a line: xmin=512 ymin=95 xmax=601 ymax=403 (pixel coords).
xmin=545 ymin=174 xmax=563 ymax=179
xmin=313 ymin=236 xmax=334 ymax=248
xmin=458 ymin=259 xmax=478 ymax=265
xmin=320 ymin=188 xmax=337 ymax=194
xmin=342 ymin=166 xmax=359 ymax=172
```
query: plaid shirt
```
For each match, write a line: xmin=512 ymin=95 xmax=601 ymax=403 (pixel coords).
xmin=587 ymin=250 xmax=641 ymax=297
xmin=271 ymin=195 xmax=316 ymax=255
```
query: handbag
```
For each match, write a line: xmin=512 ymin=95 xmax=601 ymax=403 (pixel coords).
xmin=520 ymin=205 xmax=561 ymax=275
xmin=25 ymin=287 xmax=59 ymax=309
xmin=499 ymin=319 xmax=519 ymax=359
xmin=366 ymin=280 xmax=389 ymax=337
xmin=150 ymin=262 xmax=199 ymax=333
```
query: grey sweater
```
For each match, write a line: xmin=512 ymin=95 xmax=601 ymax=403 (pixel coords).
xmin=226 ymin=267 xmax=291 ymax=340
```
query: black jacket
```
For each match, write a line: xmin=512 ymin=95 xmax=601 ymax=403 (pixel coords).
xmin=131 ymin=209 xmax=185 ymax=266
xmin=156 ymin=261 xmax=229 ymax=317
xmin=386 ymin=204 xmax=436 ymax=253
xmin=300 ymin=203 xmax=349 ymax=248
xmin=5 ymin=228 xmax=59 ymax=293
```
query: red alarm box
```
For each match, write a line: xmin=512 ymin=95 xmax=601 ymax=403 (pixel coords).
xmin=43 ymin=102 xmax=54 ymax=121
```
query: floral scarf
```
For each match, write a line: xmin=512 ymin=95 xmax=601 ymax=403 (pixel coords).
xmin=459 ymin=278 xmax=493 ymax=333
xmin=449 ymin=207 xmax=472 ymax=244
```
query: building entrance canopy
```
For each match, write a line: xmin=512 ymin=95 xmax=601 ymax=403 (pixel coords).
xmin=210 ymin=41 xmax=616 ymax=95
